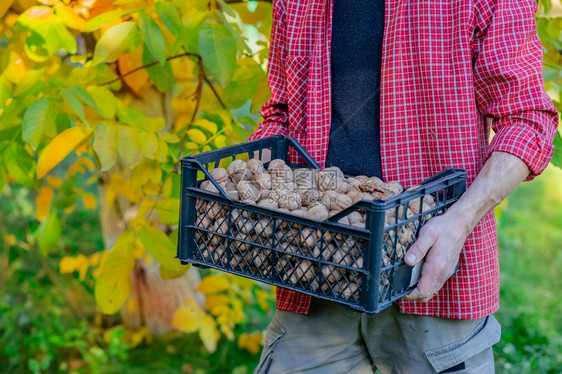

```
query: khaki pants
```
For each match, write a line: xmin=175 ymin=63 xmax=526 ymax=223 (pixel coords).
xmin=255 ymin=298 xmax=500 ymax=374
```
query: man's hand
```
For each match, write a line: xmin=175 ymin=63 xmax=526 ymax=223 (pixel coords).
xmin=402 ymin=151 xmax=531 ymax=302
xmin=402 ymin=212 xmax=470 ymax=302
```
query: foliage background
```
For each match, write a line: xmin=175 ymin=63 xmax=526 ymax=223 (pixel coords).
xmin=0 ymin=0 xmax=561 ymax=373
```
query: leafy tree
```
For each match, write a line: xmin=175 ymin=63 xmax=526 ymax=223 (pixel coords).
xmin=0 ymin=0 xmax=274 ymax=360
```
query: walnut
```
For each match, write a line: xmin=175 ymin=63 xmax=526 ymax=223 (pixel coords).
xmin=247 ymin=158 xmax=265 ymax=174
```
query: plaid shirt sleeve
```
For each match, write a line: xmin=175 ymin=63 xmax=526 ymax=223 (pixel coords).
xmin=248 ymin=0 xmax=290 ymax=141
xmin=473 ymin=0 xmax=558 ymax=180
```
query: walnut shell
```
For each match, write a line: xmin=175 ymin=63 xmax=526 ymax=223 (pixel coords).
xmin=237 ymin=181 xmax=260 ymax=203
xmin=317 ymin=169 xmax=340 ymax=191
xmin=330 ymin=193 xmax=353 ymax=211
xmin=253 ymin=172 xmax=272 ymax=190
xmin=201 ymin=180 xmax=220 ymax=194
xmin=334 ymin=177 xmax=351 ymax=194
xmin=278 ymin=191 xmax=301 ymax=211
xmin=381 ymin=181 xmax=403 ymax=195
xmin=267 ymin=159 xmax=287 ymax=171
xmin=322 ymin=265 xmax=341 ymax=284
xmin=299 ymin=188 xmax=321 ymax=206
xmin=293 ymin=168 xmax=316 ymax=188
xmin=257 ymin=197 xmax=278 ymax=210
xmin=270 ymin=167 xmax=294 ymax=190
xmin=352 ymin=192 xmax=374 ymax=204
xmin=227 ymin=159 xmax=247 ymax=176
xmin=305 ymin=203 xmax=329 ymax=221
xmin=255 ymin=218 xmax=274 ymax=238
xmin=348 ymin=211 xmax=364 ymax=225
xmin=224 ymin=180 xmax=239 ymax=200
xmin=231 ymin=168 xmax=254 ymax=184
xmin=294 ymin=260 xmax=315 ymax=283
xmin=209 ymin=168 xmax=229 ymax=184
xmin=247 ymin=158 xmax=265 ymax=174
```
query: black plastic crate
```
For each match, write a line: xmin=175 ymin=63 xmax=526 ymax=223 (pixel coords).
xmin=177 ymin=135 xmax=466 ymax=314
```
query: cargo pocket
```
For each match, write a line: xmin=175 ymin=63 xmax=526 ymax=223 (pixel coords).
xmin=424 ymin=315 xmax=501 ymax=373
xmin=254 ymin=315 xmax=286 ymax=374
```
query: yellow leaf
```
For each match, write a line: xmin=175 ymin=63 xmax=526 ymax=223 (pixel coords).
xmin=172 ymin=305 xmax=202 ymax=334
xmin=36 ymin=186 xmax=54 ymax=222
xmin=64 ymin=203 xmax=76 ymax=215
xmin=55 ymin=3 xmax=86 ymax=31
xmin=37 ymin=127 xmax=93 ymax=179
xmin=60 ymin=254 xmax=89 ymax=281
xmin=156 ymin=197 xmax=179 ymax=226
xmin=199 ymin=314 xmax=218 ymax=353
xmin=187 ymin=129 xmax=206 ymax=145
xmin=0 ymin=0 xmax=13 ymax=19
xmin=238 ymin=332 xmax=263 ymax=355
xmin=95 ymin=231 xmax=135 ymax=314
xmin=4 ymin=234 xmax=17 ymax=247
xmin=118 ymin=47 xmax=149 ymax=92
xmin=82 ymin=193 xmax=97 ymax=209
xmin=197 ymin=274 xmax=230 ymax=294
xmin=205 ymin=294 xmax=230 ymax=315
xmin=4 ymin=51 xmax=27 ymax=85
xmin=45 ymin=175 xmax=63 ymax=188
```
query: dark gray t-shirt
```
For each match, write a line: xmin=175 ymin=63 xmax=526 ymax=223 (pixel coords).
xmin=325 ymin=1 xmax=384 ymax=178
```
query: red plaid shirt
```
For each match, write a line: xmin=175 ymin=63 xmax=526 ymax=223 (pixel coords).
xmin=249 ymin=0 xmax=558 ymax=319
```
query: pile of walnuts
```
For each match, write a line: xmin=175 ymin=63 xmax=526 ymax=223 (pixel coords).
xmin=195 ymin=158 xmax=436 ymax=301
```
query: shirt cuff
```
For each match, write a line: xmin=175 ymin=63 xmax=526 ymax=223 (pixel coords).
xmin=486 ymin=120 xmax=555 ymax=181
xmin=248 ymin=122 xmax=290 ymax=141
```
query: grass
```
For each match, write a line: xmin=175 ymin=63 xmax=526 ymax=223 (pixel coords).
xmin=2 ymin=166 xmax=562 ymax=373
xmin=494 ymin=165 xmax=562 ymax=373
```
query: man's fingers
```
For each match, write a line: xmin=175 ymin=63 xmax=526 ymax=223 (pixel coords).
xmin=404 ymin=225 xmax=437 ymax=266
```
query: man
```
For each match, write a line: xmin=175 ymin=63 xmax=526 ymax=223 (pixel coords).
xmin=249 ymin=0 xmax=558 ymax=372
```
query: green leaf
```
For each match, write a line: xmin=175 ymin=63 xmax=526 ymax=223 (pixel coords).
xmin=198 ymin=22 xmax=237 ymax=87
xmin=118 ymin=107 xmax=145 ymax=126
xmin=14 ymin=68 xmax=43 ymax=97
xmin=53 ymin=18 xmax=77 ymax=54
xmin=138 ymin=132 xmax=158 ymax=158
xmin=92 ymin=22 xmax=138 ymax=66
xmin=3 ymin=143 xmax=36 ymax=188
xmin=139 ymin=226 xmax=183 ymax=272
xmin=36 ymin=210 xmax=62 ymax=255
xmin=93 ymin=122 xmax=119 ymax=171
xmin=142 ymin=47 xmax=175 ymax=93
xmin=95 ymin=231 xmax=135 ymax=314
xmin=155 ymin=1 xmax=182 ymax=35
xmin=0 ymin=166 xmax=6 ymax=193
xmin=0 ymin=76 xmax=11 ymax=109
xmin=216 ymin=0 xmax=236 ymax=18
xmin=159 ymin=263 xmax=189 ymax=280
xmin=61 ymin=88 xmax=88 ymax=125
xmin=22 ymin=98 xmax=56 ymax=150
xmin=223 ymin=65 xmax=260 ymax=108
xmin=84 ymin=8 xmax=141 ymax=32
xmin=551 ymin=131 xmax=562 ymax=169
xmin=187 ymin=128 xmax=207 ymax=144
xmin=138 ymin=11 xmax=166 ymax=65
xmin=156 ymin=197 xmax=180 ymax=225
xmin=176 ymin=10 xmax=208 ymax=53
xmin=87 ymin=86 xmax=118 ymax=118
xmin=118 ymin=125 xmax=142 ymax=166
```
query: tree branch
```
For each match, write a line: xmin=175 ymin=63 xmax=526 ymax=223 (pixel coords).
xmin=99 ymin=52 xmax=201 ymax=86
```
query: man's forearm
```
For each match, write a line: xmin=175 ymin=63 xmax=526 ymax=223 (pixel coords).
xmin=446 ymin=151 xmax=530 ymax=236
xmin=403 ymin=151 xmax=530 ymax=302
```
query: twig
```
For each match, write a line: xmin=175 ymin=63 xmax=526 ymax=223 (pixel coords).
xmin=172 ymin=62 xmax=205 ymax=173
xmin=99 ymin=52 xmax=201 ymax=86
